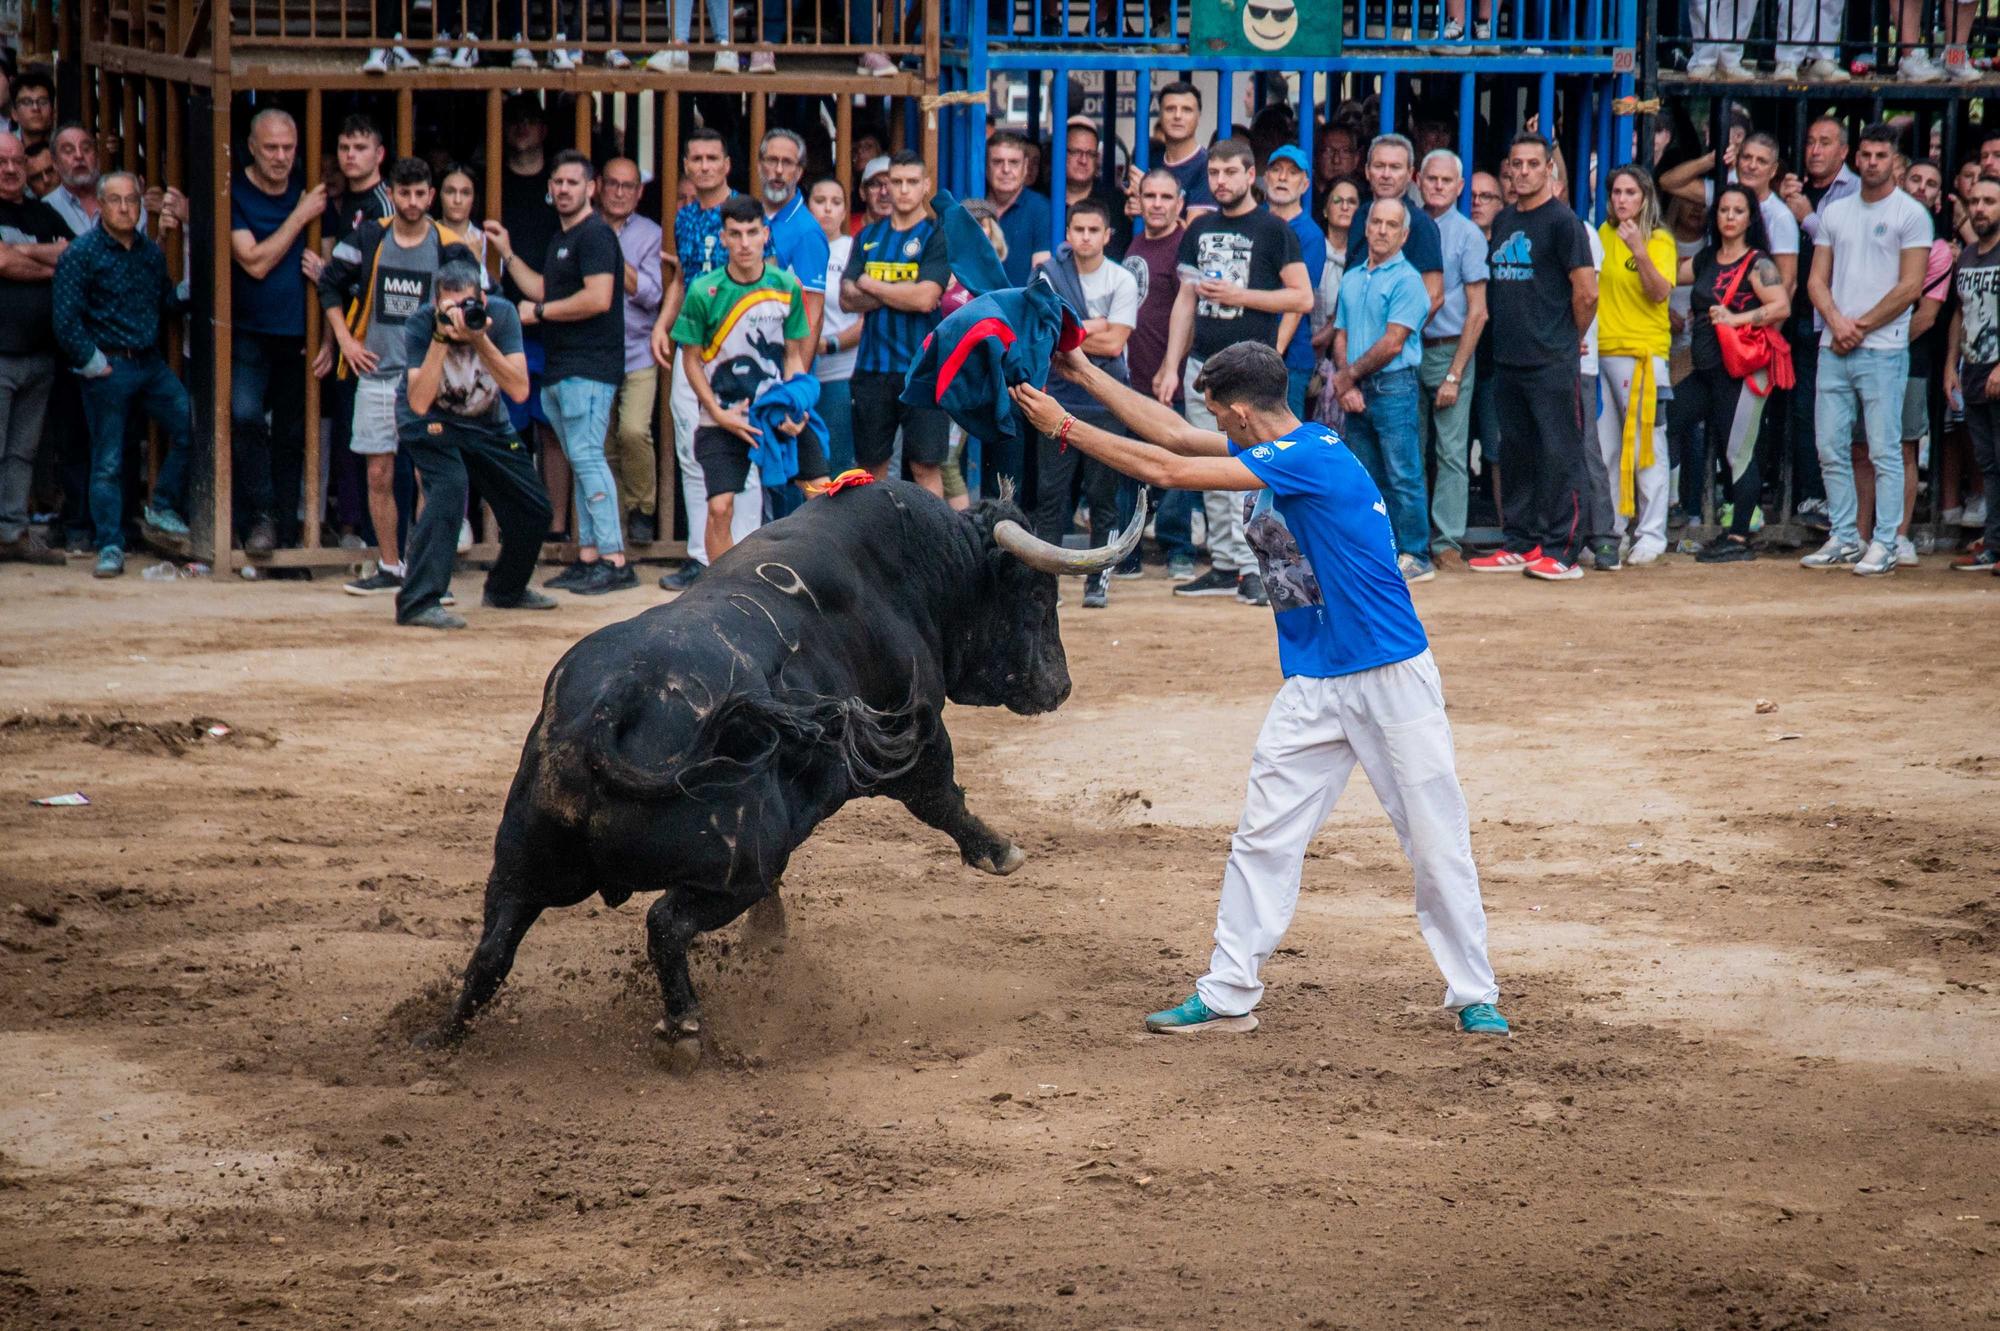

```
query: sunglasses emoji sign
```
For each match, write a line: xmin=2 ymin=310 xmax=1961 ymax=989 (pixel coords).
xmin=1243 ymin=0 xmax=1298 ymax=48
xmin=1194 ymin=0 xmax=1330 ymax=56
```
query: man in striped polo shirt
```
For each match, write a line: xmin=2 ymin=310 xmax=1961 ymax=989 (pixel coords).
xmin=839 ymin=150 xmax=950 ymax=496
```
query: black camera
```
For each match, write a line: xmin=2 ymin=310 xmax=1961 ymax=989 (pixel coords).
xmin=439 ymin=297 xmax=488 ymax=332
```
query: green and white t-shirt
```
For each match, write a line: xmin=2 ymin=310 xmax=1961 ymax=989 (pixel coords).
xmin=669 ymin=261 xmax=809 ymax=425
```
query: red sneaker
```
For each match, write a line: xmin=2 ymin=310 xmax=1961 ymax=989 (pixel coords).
xmin=1467 ymin=545 xmax=1540 ymax=573
xmin=1523 ymin=555 xmax=1583 ymax=581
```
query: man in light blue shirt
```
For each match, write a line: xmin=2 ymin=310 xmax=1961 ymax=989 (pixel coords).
xmin=1333 ymin=197 xmax=1433 ymax=581
xmin=1416 ymin=150 xmax=1490 ymax=564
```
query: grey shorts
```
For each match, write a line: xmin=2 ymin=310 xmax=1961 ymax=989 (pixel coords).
xmin=350 ymin=373 xmax=401 ymax=456
xmin=1901 ymin=376 xmax=1928 ymax=442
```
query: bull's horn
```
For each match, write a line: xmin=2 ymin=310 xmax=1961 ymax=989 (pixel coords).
xmin=994 ymin=489 xmax=1147 ymax=577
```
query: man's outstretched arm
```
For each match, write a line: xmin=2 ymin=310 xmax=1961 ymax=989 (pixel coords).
xmin=1011 ymin=383 xmax=1261 ymax=492
xmin=1052 ymin=350 xmax=1231 ymax=457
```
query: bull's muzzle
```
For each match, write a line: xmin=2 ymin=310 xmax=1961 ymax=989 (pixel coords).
xmin=993 ymin=490 xmax=1148 ymax=576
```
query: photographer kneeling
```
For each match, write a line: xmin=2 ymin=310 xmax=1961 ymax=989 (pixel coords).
xmin=396 ymin=248 xmax=556 ymax=629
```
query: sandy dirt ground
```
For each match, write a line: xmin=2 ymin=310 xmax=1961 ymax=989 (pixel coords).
xmin=1 ymin=553 xmax=1996 ymax=1330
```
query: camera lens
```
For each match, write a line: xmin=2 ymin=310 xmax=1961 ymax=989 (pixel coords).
xmin=460 ymin=303 xmax=488 ymax=331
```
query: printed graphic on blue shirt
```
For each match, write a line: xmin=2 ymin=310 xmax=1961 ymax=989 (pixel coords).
xmin=1231 ymin=423 xmax=1430 ymax=680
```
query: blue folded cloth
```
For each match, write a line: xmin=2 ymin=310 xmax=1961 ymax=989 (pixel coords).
xmin=748 ymin=374 xmax=826 ymax=486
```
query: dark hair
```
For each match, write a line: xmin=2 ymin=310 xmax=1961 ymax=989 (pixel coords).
xmin=436 ymin=242 xmax=482 ymax=293
xmin=1707 ymin=183 xmax=1773 ymax=255
xmin=685 ymin=127 xmax=725 ymax=156
xmin=1908 ymin=157 xmax=1941 ymax=177
xmin=889 ymin=148 xmax=924 ymax=170
xmin=988 ymin=129 xmax=1030 ymax=156
xmin=1193 ymin=342 xmax=1290 ymax=412
xmin=1138 ymin=166 xmax=1184 ymax=194
xmin=1159 ymin=80 xmax=1201 ymax=106
xmin=720 ymin=195 xmax=766 ymax=226
xmin=549 ymin=148 xmax=594 ymax=179
xmin=1209 ymin=137 xmax=1255 ymax=170
xmin=1858 ymin=122 xmax=1899 ymax=150
xmin=1066 ymin=198 xmax=1113 ymax=228
xmin=389 ymin=156 xmax=431 ymax=188
xmin=1980 ymin=173 xmax=2000 ymax=189
xmin=502 ymin=93 xmax=544 ymax=127
xmin=14 ymin=69 xmax=54 ymax=99
xmin=1508 ymin=131 xmax=1553 ymax=159
xmin=806 ymin=174 xmax=845 ymax=202
xmin=338 ymin=114 xmax=383 ymax=145
xmin=439 ymin=161 xmax=478 ymax=191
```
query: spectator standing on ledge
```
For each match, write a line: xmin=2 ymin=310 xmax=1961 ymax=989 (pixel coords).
xmin=597 ymin=156 xmax=664 ymax=544
xmin=1159 ymin=138 xmax=1313 ymax=606
xmin=808 ymin=177 xmax=861 ymax=475
xmin=1265 ymin=146 xmax=1328 ymax=419
xmin=51 ymin=170 xmax=195 ymax=578
xmin=321 ymin=157 xmax=461 ymax=592
xmin=986 ymin=131 xmax=1053 ymax=288
xmin=1414 ymin=149 xmax=1488 ymax=569
xmin=1118 ymin=167 xmax=1199 ymax=579
xmin=0 ymin=130 xmax=69 ymax=565
xmin=1802 ymin=123 xmax=1930 ymax=576
xmin=1468 ymin=134 xmax=1597 ymax=582
xmin=395 ymin=253 xmax=555 ymax=630
xmin=1947 ymin=174 xmax=2000 ymax=572
xmin=231 ymin=109 xmax=325 ymax=558
xmin=1593 ymin=166 xmax=1676 ymax=567
xmin=491 ymin=149 xmax=635 ymax=594
xmin=841 ymin=151 xmax=950 ymax=495
xmin=1334 ymin=197 xmax=1434 ymax=584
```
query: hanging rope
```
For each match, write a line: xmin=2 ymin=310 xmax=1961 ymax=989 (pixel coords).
xmin=920 ymin=90 xmax=988 ymax=112
xmin=1612 ymin=97 xmax=1663 ymax=116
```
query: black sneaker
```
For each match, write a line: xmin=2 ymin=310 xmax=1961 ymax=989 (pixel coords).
xmin=658 ymin=561 xmax=703 ymax=591
xmin=1082 ymin=573 xmax=1108 ymax=608
xmin=1950 ymin=548 xmax=2000 ymax=572
xmin=1173 ymin=567 xmax=1239 ymax=597
xmin=574 ymin=561 xmax=640 ymax=595
xmin=627 ymin=513 xmax=657 ymax=544
xmin=484 ymin=587 xmax=559 ymax=609
xmin=1111 ymin=555 xmax=1144 ymax=580
xmin=401 ymin=605 xmax=467 ymax=630
xmin=543 ymin=562 xmax=590 ymax=590
xmin=1590 ymin=538 xmax=1622 ymax=572
xmin=1696 ymin=534 xmax=1756 ymax=564
xmin=1235 ymin=571 xmax=1268 ymax=606
xmin=344 ymin=568 xmax=403 ymax=596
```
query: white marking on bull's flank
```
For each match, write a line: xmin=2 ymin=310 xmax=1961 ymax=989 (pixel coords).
xmin=728 ymin=593 xmax=797 ymax=650
xmin=754 ymin=561 xmax=821 ymax=612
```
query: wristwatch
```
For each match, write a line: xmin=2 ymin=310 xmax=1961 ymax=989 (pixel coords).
xmin=1444 ymin=370 xmax=1460 ymax=384
xmin=534 ymin=301 xmax=546 ymax=322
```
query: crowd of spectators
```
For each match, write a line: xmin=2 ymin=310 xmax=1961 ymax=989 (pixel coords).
xmin=3 ymin=61 xmax=1996 ymax=614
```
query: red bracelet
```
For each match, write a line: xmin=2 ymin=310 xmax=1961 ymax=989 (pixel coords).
xmin=1058 ymin=414 xmax=1076 ymax=450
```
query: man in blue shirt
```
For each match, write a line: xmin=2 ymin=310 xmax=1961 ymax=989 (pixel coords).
xmin=986 ymin=131 xmax=1053 ymax=287
xmin=1264 ymin=146 xmax=1327 ymax=419
xmin=1010 ymin=341 xmax=1507 ymax=1039
xmin=1335 ymin=197 xmax=1434 ymax=582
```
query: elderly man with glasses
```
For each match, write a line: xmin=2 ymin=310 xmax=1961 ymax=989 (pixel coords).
xmin=596 ymin=156 xmax=665 ymax=543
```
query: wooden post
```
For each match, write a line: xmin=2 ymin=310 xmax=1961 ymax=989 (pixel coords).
xmin=121 ymin=78 xmax=139 ymax=174
xmin=484 ymin=88 xmax=503 ymax=284
xmin=749 ymin=92 xmax=765 ymax=166
xmin=836 ymin=93 xmax=852 ymax=200
xmin=576 ymin=88 xmax=592 ymax=151
xmin=397 ymin=88 xmax=414 ymax=157
xmin=211 ymin=95 xmax=236 ymax=572
xmin=661 ymin=90 xmax=680 ymax=212
xmin=303 ymin=89 xmax=325 ymax=554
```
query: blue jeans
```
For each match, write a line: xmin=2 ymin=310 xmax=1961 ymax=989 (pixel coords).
xmin=1286 ymin=365 xmax=1311 ymax=420
xmin=79 ymin=356 xmax=193 ymax=552
xmin=819 ymin=376 xmax=856 ymax=474
xmin=1814 ymin=346 xmax=1906 ymax=550
xmin=541 ymin=377 xmax=623 ymax=556
xmin=1340 ymin=366 xmax=1428 ymax=564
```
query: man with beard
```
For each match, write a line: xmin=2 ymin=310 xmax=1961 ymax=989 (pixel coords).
xmin=1946 ymin=174 xmax=2000 ymax=572
xmin=1155 ymin=138 xmax=1313 ymax=607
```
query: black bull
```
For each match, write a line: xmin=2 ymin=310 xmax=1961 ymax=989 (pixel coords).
xmin=423 ymin=479 xmax=1145 ymax=1068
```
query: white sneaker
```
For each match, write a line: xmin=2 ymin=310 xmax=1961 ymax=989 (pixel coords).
xmin=747 ymin=49 xmax=776 ymax=73
xmin=457 ymin=518 xmax=474 ymax=555
xmin=429 ymin=39 xmax=454 ymax=64
xmin=450 ymin=45 xmax=477 ymax=67
xmin=1853 ymin=539 xmax=1898 ymax=575
xmin=1944 ymin=44 xmax=1980 ymax=80
xmin=713 ymin=47 xmax=739 ymax=72
xmin=512 ymin=35 xmax=535 ymax=66
xmin=1770 ymin=59 xmax=1800 ymax=81
xmin=1685 ymin=56 xmax=1718 ymax=78
xmin=1962 ymin=496 xmax=1988 ymax=527
xmin=360 ymin=47 xmax=390 ymax=73
xmin=1899 ymin=50 xmax=1945 ymax=82
xmin=1626 ymin=540 xmax=1665 ymax=567
xmin=646 ymin=48 xmax=689 ymax=70
xmin=549 ymin=37 xmax=576 ymax=70
xmin=1440 ymin=17 xmax=1463 ymax=39
xmin=1715 ymin=54 xmax=1756 ymax=81
xmin=1895 ymin=534 xmax=1919 ymax=565
xmin=1800 ymin=537 xmax=1864 ymax=569
xmin=1802 ymin=57 xmax=1851 ymax=80
xmin=389 ymin=38 xmax=421 ymax=69
xmin=606 ymin=47 xmax=632 ymax=67
xmin=857 ymin=52 xmax=895 ymax=75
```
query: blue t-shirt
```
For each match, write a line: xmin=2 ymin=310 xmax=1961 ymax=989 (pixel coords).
xmin=1336 ymin=252 xmax=1430 ymax=374
xmin=1231 ymin=422 xmax=1430 ymax=679
xmin=1283 ymin=208 xmax=1328 ymax=371
xmin=764 ymin=191 xmax=830 ymax=295
xmin=674 ymin=191 xmax=738 ymax=286
xmin=230 ymin=171 xmax=307 ymax=337
xmin=995 ymin=189 xmax=1052 ymax=286
xmin=843 ymin=215 xmax=948 ymax=375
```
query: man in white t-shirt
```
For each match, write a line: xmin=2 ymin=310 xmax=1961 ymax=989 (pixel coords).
xmin=1033 ymin=199 xmax=1140 ymax=608
xmin=1802 ymin=123 xmax=1931 ymax=576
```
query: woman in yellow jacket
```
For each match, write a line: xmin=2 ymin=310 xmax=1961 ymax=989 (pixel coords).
xmin=1594 ymin=167 xmax=1678 ymax=566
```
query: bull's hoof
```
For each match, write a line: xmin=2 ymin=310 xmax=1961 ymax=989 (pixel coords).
xmin=650 ymin=1018 xmax=704 ymax=1076
xmin=970 ymin=844 xmax=1027 ymax=877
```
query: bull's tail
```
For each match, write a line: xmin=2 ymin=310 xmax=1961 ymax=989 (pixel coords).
xmin=583 ymin=682 xmax=932 ymax=802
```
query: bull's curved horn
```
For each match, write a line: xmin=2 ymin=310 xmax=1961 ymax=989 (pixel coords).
xmin=993 ymin=489 xmax=1148 ymax=577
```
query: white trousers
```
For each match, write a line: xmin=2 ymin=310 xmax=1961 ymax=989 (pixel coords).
xmin=1185 ymin=357 xmax=1250 ymax=573
xmin=1196 ymin=651 xmax=1500 ymax=1016
xmin=1594 ymin=354 xmax=1670 ymax=555
xmin=672 ymin=357 xmax=763 ymax=565
xmin=1689 ymin=0 xmax=1753 ymax=64
xmin=1779 ymin=0 xmax=1840 ymax=60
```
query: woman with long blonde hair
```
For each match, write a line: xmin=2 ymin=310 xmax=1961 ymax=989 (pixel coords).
xmin=1594 ymin=165 xmax=1677 ymax=566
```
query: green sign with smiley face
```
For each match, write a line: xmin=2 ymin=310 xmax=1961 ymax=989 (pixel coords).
xmin=1192 ymin=0 xmax=1340 ymax=56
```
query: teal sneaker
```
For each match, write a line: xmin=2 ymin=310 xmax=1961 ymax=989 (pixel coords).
xmin=1457 ymin=1002 xmax=1510 ymax=1036
xmin=1143 ymin=993 xmax=1258 ymax=1035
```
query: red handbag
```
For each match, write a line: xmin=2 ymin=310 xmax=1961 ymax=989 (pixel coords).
xmin=1712 ymin=249 xmax=1794 ymax=394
